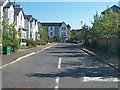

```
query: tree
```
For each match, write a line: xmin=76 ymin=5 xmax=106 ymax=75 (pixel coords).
xmin=92 ymin=9 xmax=119 ymax=39
xmin=92 ymin=12 xmax=102 ymax=40
xmin=39 ymin=27 xmax=48 ymax=40
xmin=2 ymin=18 xmax=18 ymax=52
xmin=80 ymin=24 xmax=90 ymax=43
xmin=70 ymin=30 xmax=81 ymax=43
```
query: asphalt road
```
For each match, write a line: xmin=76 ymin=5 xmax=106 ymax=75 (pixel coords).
xmin=2 ymin=43 xmax=119 ymax=89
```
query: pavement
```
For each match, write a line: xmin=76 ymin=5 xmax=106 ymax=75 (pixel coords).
xmin=2 ymin=43 xmax=119 ymax=89
xmin=2 ymin=43 xmax=55 ymax=66
xmin=76 ymin=44 xmax=119 ymax=70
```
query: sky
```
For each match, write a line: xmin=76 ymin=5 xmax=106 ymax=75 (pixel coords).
xmin=11 ymin=1 xmax=119 ymax=29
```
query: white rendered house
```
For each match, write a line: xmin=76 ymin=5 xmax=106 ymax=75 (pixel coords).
xmin=40 ymin=22 xmax=71 ymax=42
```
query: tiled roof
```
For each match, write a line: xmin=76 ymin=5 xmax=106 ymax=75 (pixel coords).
xmin=3 ymin=2 xmax=12 ymax=8
xmin=102 ymin=5 xmax=120 ymax=14
xmin=15 ymin=8 xmax=22 ymax=15
xmin=41 ymin=22 xmax=63 ymax=27
xmin=24 ymin=15 xmax=32 ymax=21
xmin=67 ymin=24 xmax=71 ymax=28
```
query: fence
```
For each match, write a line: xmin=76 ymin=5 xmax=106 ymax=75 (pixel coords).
xmin=98 ymin=37 xmax=120 ymax=53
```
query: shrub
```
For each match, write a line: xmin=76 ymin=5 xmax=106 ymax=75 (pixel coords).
xmin=11 ymin=39 xmax=20 ymax=52
xmin=22 ymin=38 xmax=27 ymax=42
xmin=36 ymin=39 xmax=47 ymax=45
xmin=3 ymin=39 xmax=12 ymax=47
xmin=19 ymin=46 xmax=29 ymax=49
xmin=26 ymin=39 xmax=36 ymax=47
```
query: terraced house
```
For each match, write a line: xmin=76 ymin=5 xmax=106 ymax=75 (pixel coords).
xmin=1 ymin=0 xmax=71 ymax=44
xmin=1 ymin=0 xmax=40 ymax=45
xmin=0 ymin=0 xmax=10 ymax=34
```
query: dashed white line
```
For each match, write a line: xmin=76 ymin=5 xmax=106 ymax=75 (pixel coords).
xmin=54 ymin=58 xmax=62 ymax=89
xmin=56 ymin=77 xmax=59 ymax=84
xmin=54 ymin=85 xmax=59 ymax=90
xmin=58 ymin=57 xmax=62 ymax=69
xmin=55 ymin=77 xmax=59 ymax=90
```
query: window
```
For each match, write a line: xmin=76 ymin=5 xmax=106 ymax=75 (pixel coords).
xmin=50 ymin=27 xmax=52 ymax=30
xmin=61 ymin=32 xmax=66 ymax=36
xmin=64 ymin=27 xmax=66 ymax=30
xmin=50 ymin=32 xmax=53 ymax=36
xmin=62 ymin=27 xmax=64 ymax=30
xmin=21 ymin=14 xmax=22 ymax=21
xmin=62 ymin=27 xmax=66 ymax=30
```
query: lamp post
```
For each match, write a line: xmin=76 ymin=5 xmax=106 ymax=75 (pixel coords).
xmin=81 ymin=21 xmax=83 ymax=29
xmin=81 ymin=21 xmax=83 ymax=44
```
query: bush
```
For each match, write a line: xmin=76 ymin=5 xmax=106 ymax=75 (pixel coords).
xmin=26 ymin=39 xmax=36 ymax=47
xmin=19 ymin=46 xmax=29 ymax=49
xmin=3 ymin=39 xmax=12 ymax=47
xmin=22 ymin=38 xmax=27 ymax=42
xmin=48 ymin=40 xmax=53 ymax=43
xmin=11 ymin=39 xmax=20 ymax=52
xmin=35 ymin=39 xmax=47 ymax=45
xmin=3 ymin=39 xmax=20 ymax=52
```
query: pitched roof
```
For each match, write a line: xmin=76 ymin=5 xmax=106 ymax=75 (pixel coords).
xmin=71 ymin=29 xmax=81 ymax=32
xmin=15 ymin=8 xmax=22 ymax=15
xmin=31 ymin=17 xmax=36 ymax=22
xmin=15 ymin=7 xmax=25 ymax=16
xmin=67 ymin=24 xmax=71 ymax=28
xmin=24 ymin=15 xmax=32 ymax=20
xmin=102 ymin=5 xmax=120 ymax=14
xmin=41 ymin=22 xmax=63 ymax=27
xmin=3 ymin=2 xmax=12 ymax=8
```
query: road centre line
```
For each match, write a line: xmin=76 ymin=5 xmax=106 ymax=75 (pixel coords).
xmin=54 ymin=77 xmax=59 ymax=90
xmin=54 ymin=85 xmax=59 ymax=90
xmin=58 ymin=57 xmax=61 ymax=69
xmin=54 ymin=57 xmax=62 ymax=89
xmin=56 ymin=77 xmax=59 ymax=84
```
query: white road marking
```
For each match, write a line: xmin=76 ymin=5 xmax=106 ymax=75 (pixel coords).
xmin=0 ymin=43 xmax=57 ymax=69
xmin=35 ymin=43 xmax=57 ymax=54
xmin=83 ymin=77 xmax=120 ymax=82
xmin=0 ymin=52 xmax=35 ymax=69
xmin=54 ymin=85 xmax=59 ymax=90
xmin=54 ymin=57 xmax=62 ymax=89
xmin=58 ymin=58 xmax=61 ymax=69
xmin=55 ymin=77 xmax=59 ymax=90
xmin=56 ymin=77 xmax=59 ymax=84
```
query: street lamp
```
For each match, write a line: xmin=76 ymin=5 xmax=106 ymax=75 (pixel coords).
xmin=81 ymin=21 xmax=83 ymax=44
xmin=81 ymin=21 xmax=83 ymax=29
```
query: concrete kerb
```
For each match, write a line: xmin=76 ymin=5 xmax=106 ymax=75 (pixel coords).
xmin=0 ymin=43 xmax=57 ymax=69
xmin=80 ymin=48 xmax=118 ymax=70
xmin=72 ymin=43 xmax=118 ymax=70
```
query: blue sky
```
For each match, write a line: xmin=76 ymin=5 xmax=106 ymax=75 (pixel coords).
xmin=16 ymin=2 xmax=118 ymax=29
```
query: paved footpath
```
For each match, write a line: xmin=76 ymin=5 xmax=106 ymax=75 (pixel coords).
xmin=76 ymin=44 xmax=119 ymax=70
xmin=2 ymin=43 xmax=55 ymax=66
